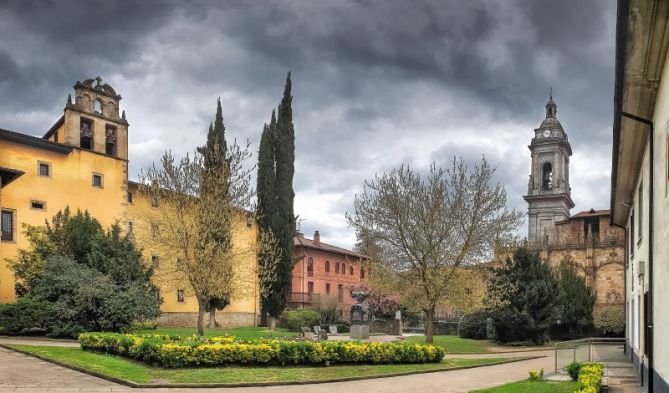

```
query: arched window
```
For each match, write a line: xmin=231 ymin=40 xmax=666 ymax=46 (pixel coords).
xmin=335 ymin=262 xmax=340 ymax=274
xmin=542 ymin=162 xmax=553 ymax=190
xmin=105 ymin=125 xmax=117 ymax=156
xmin=307 ymin=257 xmax=313 ymax=277
xmin=349 ymin=265 xmax=354 ymax=275
xmin=361 ymin=267 xmax=365 ymax=279
xmin=325 ymin=260 xmax=330 ymax=272
xmin=342 ymin=263 xmax=346 ymax=275
xmin=94 ymin=99 xmax=103 ymax=114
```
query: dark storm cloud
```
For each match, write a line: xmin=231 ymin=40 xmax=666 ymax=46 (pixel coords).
xmin=0 ymin=0 xmax=616 ymax=247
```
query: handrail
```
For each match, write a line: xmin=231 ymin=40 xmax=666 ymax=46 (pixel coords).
xmin=554 ymin=337 xmax=625 ymax=372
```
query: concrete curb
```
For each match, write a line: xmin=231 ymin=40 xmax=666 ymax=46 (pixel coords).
xmin=0 ymin=343 xmax=546 ymax=389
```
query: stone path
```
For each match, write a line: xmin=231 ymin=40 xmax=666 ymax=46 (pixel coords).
xmin=0 ymin=339 xmax=554 ymax=393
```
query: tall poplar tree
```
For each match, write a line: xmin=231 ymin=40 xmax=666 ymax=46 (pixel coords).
xmin=257 ymin=73 xmax=296 ymax=329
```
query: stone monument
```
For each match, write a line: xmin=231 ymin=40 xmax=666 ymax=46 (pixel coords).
xmin=349 ymin=290 xmax=370 ymax=339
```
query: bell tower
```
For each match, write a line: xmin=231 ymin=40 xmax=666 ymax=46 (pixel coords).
xmin=57 ymin=77 xmax=129 ymax=160
xmin=524 ymin=90 xmax=574 ymax=244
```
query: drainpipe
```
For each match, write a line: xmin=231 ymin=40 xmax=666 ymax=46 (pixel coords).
xmin=620 ymin=111 xmax=653 ymax=392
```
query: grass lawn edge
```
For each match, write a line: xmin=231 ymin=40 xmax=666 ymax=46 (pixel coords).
xmin=0 ymin=343 xmax=546 ymax=388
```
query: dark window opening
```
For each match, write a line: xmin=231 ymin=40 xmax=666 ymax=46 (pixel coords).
xmin=350 ymin=266 xmax=354 ymax=275
xmin=30 ymin=201 xmax=45 ymax=210
xmin=335 ymin=262 xmax=340 ymax=274
xmin=1 ymin=210 xmax=14 ymax=241
xmin=342 ymin=263 xmax=346 ymax=275
xmin=361 ymin=267 xmax=365 ymax=279
xmin=338 ymin=284 xmax=344 ymax=302
xmin=638 ymin=182 xmax=643 ymax=243
xmin=325 ymin=260 xmax=330 ymax=272
xmin=307 ymin=257 xmax=314 ymax=277
xmin=80 ymin=119 xmax=93 ymax=150
xmin=92 ymin=173 xmax=103 ymax=188
xmin=584 ymin=217 xmax=600 ymax=243
xmin=127 ymin=192 xmax=133 ymax=203
xmin=326 ymin=283 xmax=331 ymax=295
xmin=307 ymin=282 xmax=314 ymax=293
xmin=177 ymin=289 xmax=185 ymax=303
xmin=542 ymin=162 xmax=553 ymax=190
xmin=38 ymin=162 xmax=50 ymax=177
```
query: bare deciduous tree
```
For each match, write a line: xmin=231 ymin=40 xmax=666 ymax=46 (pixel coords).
xmin=137 ymin=142 xmax=255 ymax=335
xmin=347 ymin=157 xmax=522 ymax=343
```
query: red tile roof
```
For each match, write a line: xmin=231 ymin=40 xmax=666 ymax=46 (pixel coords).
xmin=294 ymin=233 xmax=368 ymax=259
xmin=570 ymin=209 xmax=611 ymax=218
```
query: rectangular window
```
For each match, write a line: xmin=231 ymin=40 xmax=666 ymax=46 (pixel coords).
xmin=1 ymin=210 xmax=14 ymax=242
xmin=153 ymin=289 xmax=161 ymax=301
xmin=30 ymin=200 xmax=46 ymax=211
xmin=338 ymin=284 xmax=344 ymax=302
xmin=92 ymin=173 xmax=103 ymax=188
xmin=307 ymin=282 xmax=314 ymax=293
xmin=38 ymin=161 xmax=51 ymax=177
xmin=177 ymin=289 xmax=185 ymax=303
xmin=638 ymin=182 xmax=643 ymax=244
xmin=326 ymin=283 xmax=331 ymax=295
xmin=127 ymin=192 xmax=133 ymax=203
xmin=630 ymin=209 xmax=635 ymax=258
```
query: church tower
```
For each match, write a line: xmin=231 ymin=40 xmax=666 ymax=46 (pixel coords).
xmin=524 ymin=91 xmax=574 ymax=244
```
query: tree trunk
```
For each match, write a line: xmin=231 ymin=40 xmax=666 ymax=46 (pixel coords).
xmin=424 ymin=307 xmax=435 ymax=343
xmin=208 ymin=308 xmax=217 ymax=329
xmin=197 ymin=296 xmax=206 ymax=336
xmin=269 ymin=316 xmax=277 ymax=331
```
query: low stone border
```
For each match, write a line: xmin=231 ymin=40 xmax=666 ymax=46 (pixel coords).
xmin=0 ymin=343 xmax=545 ymax=389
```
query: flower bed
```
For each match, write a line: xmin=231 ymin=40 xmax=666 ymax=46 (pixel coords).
xmin=574 ymin=362 xmax=604 ymax=393
xmin=79 ymin=333 xmax=445 ymax=368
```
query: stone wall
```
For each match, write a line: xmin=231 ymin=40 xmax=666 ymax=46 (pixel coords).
xmin=157 ymin=312 xmax=258 ymax=328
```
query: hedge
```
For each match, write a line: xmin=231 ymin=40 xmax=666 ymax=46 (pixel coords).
xmin=79 ymin=333 xmax=445 ymax=367
xmin=575 ymin=362 xmax=603 ymax=393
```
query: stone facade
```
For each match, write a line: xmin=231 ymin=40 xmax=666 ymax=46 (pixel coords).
xmin=157 ymin=312 xmax=257 ymax=328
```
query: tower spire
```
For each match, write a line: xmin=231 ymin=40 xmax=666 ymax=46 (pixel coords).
xmin=545 ymin=87 xmax=557 ymax=118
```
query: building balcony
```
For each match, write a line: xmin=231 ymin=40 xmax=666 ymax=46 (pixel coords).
xmin=289 ymin=292 xmax=320 ymax=304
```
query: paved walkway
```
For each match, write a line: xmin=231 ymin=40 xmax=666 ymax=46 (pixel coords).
xmin=0 ymin=339 xmax=554 ymax=393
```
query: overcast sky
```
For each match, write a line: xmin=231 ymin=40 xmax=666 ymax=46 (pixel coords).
xmin=0 ymin=0 xmax=616 ymax=249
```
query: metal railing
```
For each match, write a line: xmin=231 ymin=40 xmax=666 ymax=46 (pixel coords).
xmin=554 ymin=337 xmax=626 ymax=372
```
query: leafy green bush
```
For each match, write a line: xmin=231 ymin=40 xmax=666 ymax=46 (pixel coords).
xmin=575 ymin=362 xmax=603 ymax=392
xmin=566 ymin=361 xmax=582 ymax=381
xmin=6 ymin=209 xmax=160 ymax=337
xmin=458 ymin=310 xmax=490 ymax=339
xmin=594 ymin=305 xmax=624 ymax=337
xmin=79 ymin=332 xmax=445 ymax=367
xmin=280 ymin=310 xmax=321 ymax=332
xmin=0 ymin=297 xmax=55 ymax=335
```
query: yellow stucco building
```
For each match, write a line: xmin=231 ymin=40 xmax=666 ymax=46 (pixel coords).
xmin=0 ymin=77 xmax=259 ymax=327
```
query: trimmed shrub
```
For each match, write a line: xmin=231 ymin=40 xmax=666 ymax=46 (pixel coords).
xmin=130 ymin=320 xmax=159 ymax=331
xmin=575 ymin=362 xmax=603 ymax=392
xmin=594 ymin=305 xmax=624 ymax=337
xmin=566 ymin=361 xmax=582 ymax=381
xmin=79 ymin=332 xmax=445 ymax=367
xmin=458 ymin=311 xmax=490 ymax=339
xmin=0 ymin=297 xmax=55 ymax=335
xmin=280 ymin=310 xmax=321 ymax=332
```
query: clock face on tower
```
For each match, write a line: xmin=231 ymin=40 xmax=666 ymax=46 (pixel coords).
xmin=543 ymin=129 xmax=552 ymax=137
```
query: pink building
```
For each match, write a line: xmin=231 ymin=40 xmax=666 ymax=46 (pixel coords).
xmin=291 ymin=231 xmax=368 ymax=310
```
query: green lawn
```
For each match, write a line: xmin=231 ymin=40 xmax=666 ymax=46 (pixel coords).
xmin=403 ymin=335 xmax=490 ymax=353
xmin=470 ymin=380 xmax=579 ymax=393
xmin=11 ymin=345 xmax=515 ymax=385
xmin=130 ymin=326 xmax=298 ymax=339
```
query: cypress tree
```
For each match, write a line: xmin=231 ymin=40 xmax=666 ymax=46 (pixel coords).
xmin=256 ymin=73 xmax=296 ymax=328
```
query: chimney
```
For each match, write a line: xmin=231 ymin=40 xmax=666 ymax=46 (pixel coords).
xmin=313 ymin=230 xmax=320 ymax=245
